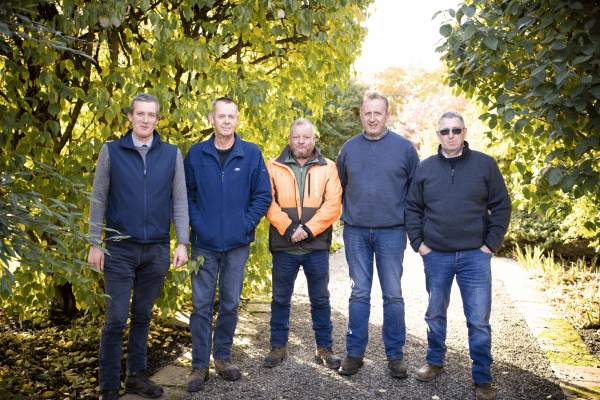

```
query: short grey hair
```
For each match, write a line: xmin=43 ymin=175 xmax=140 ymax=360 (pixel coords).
xmin=289 ymin=118 xmax=316 ymax=135
xmin=361 ymin=90 xmax=389 ymax=111
xmin=437 ymin=111 xmax=465 ymax=129
xmin=212 ymin=97 xmax=238 ymax=113
xmin=129 ymin=93 xmax=160 ymax=117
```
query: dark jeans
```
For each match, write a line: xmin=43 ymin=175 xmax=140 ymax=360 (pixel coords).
xmin=270 ymin=250 xmax=333 ymax=348
xmin=99 ymin=241 xmax=170 ymax=391
xmin=422 ymin=248 xmax=494 ymax=383
xmin=189 ymin=244 xmax=251 ymax=368
xmin=343 ymin=224 xmax=407 ymax=360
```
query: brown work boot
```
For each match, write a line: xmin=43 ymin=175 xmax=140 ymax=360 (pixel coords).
xmin=339 ymin=355 xmax=364 ymax=375
xmin=315 ymin=347 xmax=342 ymax=369
xmin=214 ymin=358 xmax=242 ymax=381
xmin=475 ymin=383 xmax=496 ymax=400
xmin=263 ymin=346 xmax=287 ymax=368
xmin=124 ymin=369 xmax=163 ymax=398
xmin=186 ymin=367 xmax=209 ymax=392
xmin=416 ymin=363 xmax=446 ymax=382
xmin=388 ymin=358 xmax=408 ymax=378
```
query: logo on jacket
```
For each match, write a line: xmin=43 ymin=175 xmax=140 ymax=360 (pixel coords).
xmin=235 ymin=168 xmax=240 ymax=171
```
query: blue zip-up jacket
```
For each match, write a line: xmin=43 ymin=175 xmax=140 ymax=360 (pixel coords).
xmin=184 ymin=133 xmax=272 ymax=252
xmin=105 ymin=130 xmax=176 ymax=243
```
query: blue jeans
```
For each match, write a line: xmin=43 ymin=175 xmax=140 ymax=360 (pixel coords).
xmin=99 ymin=241 xmax=170 ymax=391
xmin=422 ymin=248 xmax=494 ymax=383
xmin=270 ymin=250 xmax=333 ymax=348
xmin=189 ymin=244 xmax=250 ymax=368
xmin=343 ymin=225 xmax=407 ymax=359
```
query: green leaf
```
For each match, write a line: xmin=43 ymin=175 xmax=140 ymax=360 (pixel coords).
xmin=48 ymin=104 xmax=62 ymax=117
xmin=440 ymin=24 xmax=452 ymax=37
xmin=482 ymin=35 xmax=498 ymax=50
xmin=463 ymin=5 xmax=476 ymax=18
xmin=560 ymin=173 xmax=576 ymax=192
xmin=504 ymin=108 xmax=515 ymax=123
xmin=514 ymin=117 xmax=528 ymax=134
xmin=572 ymin=55 xmax=592 ymax=66
xmin=554 ymin=69 xmax=571 ymax=86
xmin=547 ymin=167 xmax=564 ymax=186
xmin=591 ymin=85 xmax=600 ymax=99
xmin=575 ymin=140 xmax=590 ymax=157
xmin=550 ymin=41 xmax=567 ymax=50
xmin=574 ymin=99 xmax=587 ymax=113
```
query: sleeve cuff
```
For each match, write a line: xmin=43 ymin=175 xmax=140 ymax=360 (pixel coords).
xmin=283 ymin=223 xmax=299 ymax=240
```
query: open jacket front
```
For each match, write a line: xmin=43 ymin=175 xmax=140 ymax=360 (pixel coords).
xmin=266 ymin=145 xmax=342 ymax=253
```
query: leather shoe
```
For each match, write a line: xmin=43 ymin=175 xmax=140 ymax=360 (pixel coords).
xmin=339 ymin=356 xmax=364 ymax=375
xmin=475 ymin=383 xmax=496 ymax=400
xmin=263 ymin=346 xmax=286 ymax=368
xmin=315 ymin=347 xmax=342 ymax=369
xmin=416 ymin=363 xmax=446 ymax=382
xmin=186 ymin=367 xmax=209 ymax=392
xmin=388 ymin=358 xmax=408 ymax=378
xmin=214 ymin=359 xmax=242 ymax=381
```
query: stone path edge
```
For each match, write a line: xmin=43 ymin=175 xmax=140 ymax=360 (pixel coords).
xmin=493 ymin=256 xmax=600 ymax=400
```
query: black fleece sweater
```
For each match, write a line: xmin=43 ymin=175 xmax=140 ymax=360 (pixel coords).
xmin=405 ymin=142 xmax=511 ymax=253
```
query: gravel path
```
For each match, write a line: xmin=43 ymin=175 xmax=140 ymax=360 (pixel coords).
xmin=181 ymin=244 xmax=566 ymax=399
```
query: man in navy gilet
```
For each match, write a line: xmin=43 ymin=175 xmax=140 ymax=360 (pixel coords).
xmin=88 ymin=93 xmax=189 ymax=400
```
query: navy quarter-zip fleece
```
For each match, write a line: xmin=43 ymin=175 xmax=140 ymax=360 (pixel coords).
xmin=405 ymin=142 xmax=512 ymax=253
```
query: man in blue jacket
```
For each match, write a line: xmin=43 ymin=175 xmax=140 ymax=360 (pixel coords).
xmin=184 ymin=97 xmax=271 ymax=392
xmin=405 ymin=111 xmax=511 ymax=400
xmin=88 ymin=93 xmax=189 ymax=400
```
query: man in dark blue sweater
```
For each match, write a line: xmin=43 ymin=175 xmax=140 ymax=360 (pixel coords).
xmin=336 ymin=91 xmax=419 ymax=378
xmin=405 ymin=111 xmax=511 ymax=400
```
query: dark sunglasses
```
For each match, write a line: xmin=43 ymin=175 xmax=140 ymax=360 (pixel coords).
xmin=438 ymin=128 xmax=463 ymax=136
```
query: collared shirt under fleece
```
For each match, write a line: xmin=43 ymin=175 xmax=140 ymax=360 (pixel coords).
xmin=336 ymin=128 xmax=419 ymax=228
xmin=184 ymin=132 xmax=272 ymax=252
xmin=88 ymin=130 xmax=189 ymax=246
xmin=266 ymin=145 xmax=342 ymax=253
xmin=404 ymin=141 xmax=512 ymax=253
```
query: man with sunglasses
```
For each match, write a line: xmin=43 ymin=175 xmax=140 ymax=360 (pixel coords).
xmin=405 ymin=111 xmax=511 ymax=400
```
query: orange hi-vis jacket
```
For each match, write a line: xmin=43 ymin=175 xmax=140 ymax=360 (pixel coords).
xmin=266 ymin=145 xmax=342 ymax=253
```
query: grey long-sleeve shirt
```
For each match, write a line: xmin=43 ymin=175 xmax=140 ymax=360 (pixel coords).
xmin=88 ymin=138 xmax=189 ymax=246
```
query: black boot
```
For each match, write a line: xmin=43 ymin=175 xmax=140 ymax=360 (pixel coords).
xmin=124 ymin=369 xmax=164 ymax=398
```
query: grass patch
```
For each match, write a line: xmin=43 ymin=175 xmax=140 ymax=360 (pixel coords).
xmin=514 ymin=245 xmax=600 ymax=329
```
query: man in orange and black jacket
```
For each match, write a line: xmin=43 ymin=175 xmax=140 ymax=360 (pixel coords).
xmin=262 ymin=118 xmax=343 ymax=371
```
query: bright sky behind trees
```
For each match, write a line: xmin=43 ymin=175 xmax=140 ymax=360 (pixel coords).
xmin=354 ymin=0 xmax=462 ymax=74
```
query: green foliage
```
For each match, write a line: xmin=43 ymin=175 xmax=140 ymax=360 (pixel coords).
xmin=436 ymin=0 xmax=600 ymax=238
xmin=0 ymin=0 xmax=373 ymax=319
xmin=0 ymin=152 xmax=112 ymax=317
xmin=504 ymin=211 xmax=561 ymax=251
xmin=514 ymin=245 xmax=600 ymax=329
xmin=292 ymin=81 xmax=367 ymax=160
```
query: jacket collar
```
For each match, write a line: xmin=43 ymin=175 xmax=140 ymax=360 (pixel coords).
xmin=203 ymin=132 xmax=244 ymax=160
xmin=275 ymin=144 xmax=327 ymax=166
xmin=120 ymin=130 xmax=161 ymax=150
xmin=437 ymin=140 xmax=470 ymax=161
